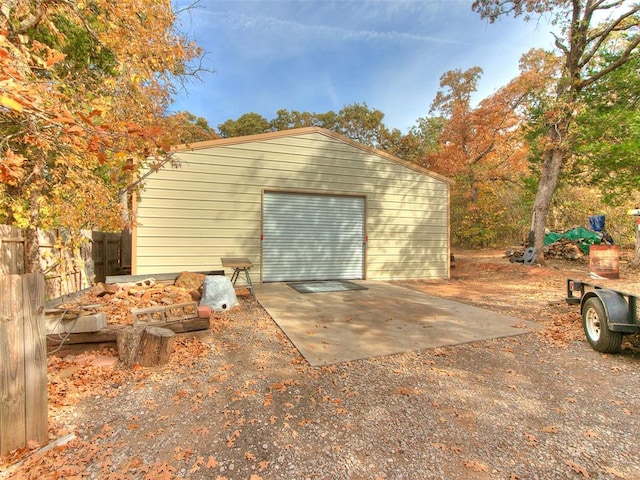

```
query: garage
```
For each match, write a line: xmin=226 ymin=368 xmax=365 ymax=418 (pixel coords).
xmin=262 ymin=192 xmax=365 ymax=282
xmin=133 ymin=127 xmax=452 ymax=281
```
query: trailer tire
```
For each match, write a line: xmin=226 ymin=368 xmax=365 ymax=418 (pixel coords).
xmin=582 ymin=297 xmax=623 ymax=353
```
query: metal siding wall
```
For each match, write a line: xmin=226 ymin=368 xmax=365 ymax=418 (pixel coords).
xmin=135 ymin=131 xmax=450 ymax=280
xmin=263 ymin=193 xmax=364 ymax=282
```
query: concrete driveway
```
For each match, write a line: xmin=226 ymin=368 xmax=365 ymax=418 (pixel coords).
xmin=254 ymin=280 xmax=538 ymax=367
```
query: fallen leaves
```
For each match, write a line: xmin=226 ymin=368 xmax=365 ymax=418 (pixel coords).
xmin=465 ymin=460 xmax=490 ymax=472
xmin=188 ymin=456 xmax=205 ymax=474
xmin=226 ymin=429 xmax=241 ymax=448
xmin=395 ymin=387 xmax=421 ymax=396
xmin=6 ymin=253 xmax=639 ymax=480
xmin=430 ymin=442 xmax=463 ymax=454
xmin=566 ymin=460 xmax=591 ymax=478
xmin=524 ymin=432 xmax=538 ymax=447
xmin=602 ymin=466 xmax=626 ymax=478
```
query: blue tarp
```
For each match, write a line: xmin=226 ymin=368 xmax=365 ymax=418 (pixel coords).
xmin=589 ymin=215 xmax=605 ymax=232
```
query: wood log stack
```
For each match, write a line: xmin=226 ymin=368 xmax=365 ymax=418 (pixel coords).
xmin=506 ymin=239 xmax=585 ymax=262
xmin=543 ymin=238 xmax=584 ymax=260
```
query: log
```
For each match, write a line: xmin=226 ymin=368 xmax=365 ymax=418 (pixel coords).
xmin=116 ymin=325 xmax=175 ymax=368
xmin=116 ymin=324 xmax=146 ymax=368
xmin=137 ymin=326 xmax=175 ymax=367
xmin=47 ymin=324 xmax=125 ymax=346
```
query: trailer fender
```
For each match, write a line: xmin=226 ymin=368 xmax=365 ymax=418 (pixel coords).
xmin=581 ymin=290 xmax=630 ymax=330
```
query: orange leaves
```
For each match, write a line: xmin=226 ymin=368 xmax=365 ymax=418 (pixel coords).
xmin=270 ymin=378 xmax=300 ymax=392
xmin=395 ymin=386 xmax=421 ymax=396
xmin=226 ymin=429 xmax=241 ymax=448
xmin=430 ymin=441 xmax=462 ymax=453
xmin=524 ymin=432 xmax=538 ymax=447
xmin=0 ymin=149 xmax=26 ymax=185
xmin=566 ymin=460 xmax=591 ymax=478
xmin=244 ymin=451 xmax=255 ymax=461
xmin=45 ymin=51 xmax=66 ymax=67
xmin=1 ymin=0 xmax=203 ymax=233
xmin=426 ymin=65 xmax=532 ymax=247
xmin=465 ymin=460 xmax=490 ymax=472
xmin=602 ymin=466 xmax=626 ymax=478
xmin=172 ymin=446 xmax=193 ymax=462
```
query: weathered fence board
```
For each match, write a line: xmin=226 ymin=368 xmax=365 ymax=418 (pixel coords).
xmin=0 ymin=275 xmax=26 ymax=454
xmin=0 ymin=225 xmax=24 ymax=275
xmin=0 ymin=225 xmax=128 ymax=299
xmin=0 ymin=273 xmax=47 ymax=455
xmin=93 ymin=231 xmax=125 ymax=283
xmin=22 ymin=274 xmax=47 ymax=444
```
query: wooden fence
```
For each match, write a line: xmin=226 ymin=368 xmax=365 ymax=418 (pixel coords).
xmin=0 ymin=273 xmax=48 ymax=455
xmin=0 ymin=226 xmax=128 ymax=454
xmin=0 ymin=225 xmax=129 ymax=300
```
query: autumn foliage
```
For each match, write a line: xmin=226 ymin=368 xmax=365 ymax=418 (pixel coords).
xmin=426 ymin=67 xmax=534 ymax=246
xmin=0 ymin=0 xmax=202 ymax=235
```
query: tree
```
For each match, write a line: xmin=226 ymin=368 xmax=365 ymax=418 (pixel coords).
xmin=473 ymin=0 xmax=640 ymax=260
xmin=332 ymin=102 xmax=389 ymax=148
xmin=1 ymin=0 xmax=203 ymax=272
xmin=218 ymin=113 xmax=270 ymax=137
xmin=571 ymin=56 xmax=640 ymax=203
xmin=426 ymin=67 xmax=531 ymax=246
xmin=269 ymin=109 xmax=319 ymax=130
xmin=401 ymin=116 xmax=446 ymax=166
xmin=218 ymin=102 xmax=427 ymax=161
xmin=162 ymin=112 xmax=218 ymax=146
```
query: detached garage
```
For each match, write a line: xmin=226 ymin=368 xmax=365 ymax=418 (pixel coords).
xmin=132 ymin=127 xmax=452 ymax=282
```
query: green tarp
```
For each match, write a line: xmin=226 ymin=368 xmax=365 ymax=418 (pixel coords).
xmin=544 ymin=227 xmax=601 ymax=254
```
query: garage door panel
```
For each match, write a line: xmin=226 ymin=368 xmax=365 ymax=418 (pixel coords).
xmin=263 ymin=192 xmax=365 ymax=282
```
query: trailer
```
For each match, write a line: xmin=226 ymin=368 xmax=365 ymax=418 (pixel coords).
xmin=566 ymin=279 xmax=640 ymax=353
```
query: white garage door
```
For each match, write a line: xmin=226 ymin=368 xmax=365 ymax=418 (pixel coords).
xmin=262 ymin=192 xmax=365 ymax=282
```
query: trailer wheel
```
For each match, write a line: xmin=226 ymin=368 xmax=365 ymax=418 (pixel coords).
xmin=582 ymin=297 xmax=623 ymax=353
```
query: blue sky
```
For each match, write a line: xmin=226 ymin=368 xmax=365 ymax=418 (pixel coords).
xmin=171 ymin=0 xmax=555 ymax=133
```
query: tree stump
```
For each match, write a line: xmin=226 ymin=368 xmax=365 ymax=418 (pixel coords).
xmin=138 ymin=326 xmax=175 ymax=367
xmin=116 ymin=324 xmax=146 ymax=368
xmin=116 ymin=325 xmax=175 ymax=368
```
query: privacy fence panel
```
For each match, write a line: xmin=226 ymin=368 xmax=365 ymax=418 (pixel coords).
xmin=92 ymin=231 xmax=128 ymax=282
xmin=0 ymin=225 xmax=24 ymax=275
xmin=0 ymin=273 xmax=47 ymax=455
xmin=1 ymin=225 xmax=128 ymax=299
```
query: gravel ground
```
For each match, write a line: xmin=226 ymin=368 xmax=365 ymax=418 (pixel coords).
xmin=3 ymin=251 xmax=640 ymax=480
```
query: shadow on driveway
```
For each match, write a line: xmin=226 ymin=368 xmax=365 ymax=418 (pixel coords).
xmin=254 ymin=281 xmax=539 ymax=366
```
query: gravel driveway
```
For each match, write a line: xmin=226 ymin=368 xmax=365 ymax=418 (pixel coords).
xmin=3 ymin=252 xmax=640 ymax=480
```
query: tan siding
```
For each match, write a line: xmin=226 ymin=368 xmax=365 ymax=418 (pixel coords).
xmin=135 ymin=130 xmax=450 ymax=280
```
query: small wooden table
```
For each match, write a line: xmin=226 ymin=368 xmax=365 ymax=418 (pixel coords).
xmin=221 ymin=257 xmax=255 ymax=299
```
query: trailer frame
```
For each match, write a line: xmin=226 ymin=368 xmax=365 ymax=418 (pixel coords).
xmin=566 ymin=279 xmax=640 ymax=353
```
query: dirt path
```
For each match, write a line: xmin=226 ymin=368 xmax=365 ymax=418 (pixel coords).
xmin=2 ymin=249 xmax=640 ymax=479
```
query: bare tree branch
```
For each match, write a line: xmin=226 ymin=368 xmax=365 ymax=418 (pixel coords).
xmin=580 ymin=5 xmax=640 ymax=69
